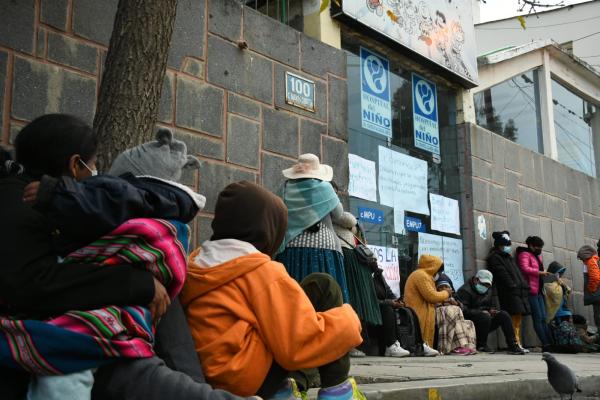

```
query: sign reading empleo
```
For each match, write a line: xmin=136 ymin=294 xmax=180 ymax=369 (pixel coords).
xmin=285 ymin=72 xmax=315 ymax=112
xmin=360 ymin=47 xmax=391 ymax=138
xmin=412 ymin=73 xmax=439 ymax=155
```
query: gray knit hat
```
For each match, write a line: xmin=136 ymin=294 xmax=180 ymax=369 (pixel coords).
xmin=577 ymin=245 xmax=597 ymax=261
xmin=109 ymin=128 xmax=200 ymax=182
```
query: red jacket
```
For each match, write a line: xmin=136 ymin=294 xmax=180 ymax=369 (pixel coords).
xmin=516 ymin=247 xmax=543 ymax=295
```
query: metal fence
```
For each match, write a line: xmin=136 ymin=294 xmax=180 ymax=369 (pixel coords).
xmin=243 ymin=0 xmax=302 ymax=29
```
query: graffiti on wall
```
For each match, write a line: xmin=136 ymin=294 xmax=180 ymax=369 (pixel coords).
xmin=340 ymin=0 xmax=478 ymax=84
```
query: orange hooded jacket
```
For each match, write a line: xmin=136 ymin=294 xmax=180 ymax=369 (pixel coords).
xmin=180 ymin=246 xmax=362 ymax=396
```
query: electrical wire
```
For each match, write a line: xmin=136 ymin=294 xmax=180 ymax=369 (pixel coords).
xmin=477 ymin=15 xmax=600 ymax=30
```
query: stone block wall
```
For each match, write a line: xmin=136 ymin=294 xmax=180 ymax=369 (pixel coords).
xmin=469 ymin=123 xmax=600 ymax=336
xmin=0 ymin=0 xmax=348 ymax=247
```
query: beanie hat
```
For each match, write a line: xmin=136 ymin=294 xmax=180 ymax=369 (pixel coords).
xmin=435 ymin=272 xmax=454 ymax=290
xmin=577 ymin=245 xmax=597 ymax=261
xmin=492 ymin=231 xmax=511 ymax=247
xmin=109 ymin=128 xmax=201 ymax=182
xmin=475 ymin=269 xmax=493 ymax=285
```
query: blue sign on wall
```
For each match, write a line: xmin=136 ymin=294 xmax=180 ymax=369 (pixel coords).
xmin=412 ymin=73 xmax=440 ymax=155
xmin=285 ymin=71 xmax=315 ymax=112
xmin=358 ymin=207 xmax=384 ymax=225
xmin=360 ymin=47 xmax=392 ymax=138
xmin=405 ymin=216 xmax=426 ymax=233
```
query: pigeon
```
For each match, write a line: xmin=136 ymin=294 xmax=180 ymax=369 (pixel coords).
xmin=542 ymin=352 xmax=582 ymax=400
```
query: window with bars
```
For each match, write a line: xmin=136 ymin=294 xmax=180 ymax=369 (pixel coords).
xmin=243 ymin=0 xmax=304 ymax=31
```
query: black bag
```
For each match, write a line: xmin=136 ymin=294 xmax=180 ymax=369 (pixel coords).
xmin=395 ymin=307 xmax=424 ymax=356
xmin=337 ymin=234 xmax=377 ymax=265
xmin=549 ymin=319 xmax=583 ymax=354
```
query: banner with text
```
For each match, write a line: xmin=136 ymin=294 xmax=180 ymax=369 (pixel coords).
xmin=367 ymin=245 xmax=401 ymax=298
xmin=417 ymin=233 xmax=464 ymax=289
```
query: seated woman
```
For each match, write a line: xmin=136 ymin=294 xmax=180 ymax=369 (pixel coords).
xmin=0 ymin=114 xmax=245 ymax=400
xmin=404 ymin=255 xmax=451 ymax=357
xmin=181 ymin=181 xmax=365 ymax=400
xmin=434 ymin=274 xmax=477 ymax=355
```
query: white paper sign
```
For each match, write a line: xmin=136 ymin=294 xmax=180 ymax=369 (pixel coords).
xmin=393 ymin=194 xmax=405 ymax=235
xmin=367 ymin=245 xmax=401 ymax=298
xmin=418 ymin=233 xmax=444 ymax=259
xmin=348 ymin=154 xmax=377 ymax=202
xmin=418 ymin=233 xmax=464 ymax=289
xmin=430 ymin=193 xmax=460 ymax=235
xmin=442 ymin=237 xmax=464 ymax=289
xmin=378 ymin=146 xmax=429 ymax=216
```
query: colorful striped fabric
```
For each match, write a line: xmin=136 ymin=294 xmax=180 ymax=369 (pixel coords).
xmin=0 ymin=218 xmax=189 ymax=375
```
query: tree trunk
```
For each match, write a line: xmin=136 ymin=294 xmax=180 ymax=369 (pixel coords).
xmin=94 ymin=0 xmax=178 ymax=171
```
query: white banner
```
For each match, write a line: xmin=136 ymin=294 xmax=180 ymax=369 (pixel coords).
xmin=378 ymin=146 xmax=429 ymax=215
xmin=348 ymin=154 xmax=377 ymax=202
xmin=368 ymin=245 xmax=401 ymax=298
xmin=417 ymin=232 xmax=464 ymax=289
xmin=430 ymin=193 xmax=460 ymax=235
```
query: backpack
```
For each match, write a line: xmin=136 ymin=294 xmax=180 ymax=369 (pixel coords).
xmin=549 ymin=319 xmax=583 ymax=353
xmin=395 ymin=307 xmax=424 ymax=356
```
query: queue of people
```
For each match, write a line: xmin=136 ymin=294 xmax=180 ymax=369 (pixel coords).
xmin=1 ymin=113 xmax=599 ymax=400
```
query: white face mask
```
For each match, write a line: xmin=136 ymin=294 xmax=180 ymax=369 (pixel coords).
xmin=79 ymin=159 xmax=98 ymax=176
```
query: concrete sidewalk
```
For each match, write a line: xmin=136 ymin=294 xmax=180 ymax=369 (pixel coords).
xmin=343 ymin=353 xmax=600 ymax=399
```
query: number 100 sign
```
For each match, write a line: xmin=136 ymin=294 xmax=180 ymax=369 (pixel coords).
xmin=285 ymin=72 xmax=316 ymax=112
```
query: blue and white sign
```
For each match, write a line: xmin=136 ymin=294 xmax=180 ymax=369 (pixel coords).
xmin=358 ymin=206 xmax=384 ymax=225
xmin=360 ymin=47 xmax=392 ymax=138
xmin=285 ymin=72 xmax=315 ymax=112
xmin=405 ymin=216 xmax=426 ymax=233
xmin=412 ymin=73 xmax=439 ymax=155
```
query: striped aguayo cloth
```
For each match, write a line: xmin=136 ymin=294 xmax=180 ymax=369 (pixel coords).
xmin=0 ymin=218 xmax=189 ymax=375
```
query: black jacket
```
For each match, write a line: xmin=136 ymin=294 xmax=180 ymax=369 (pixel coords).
xmin=0 ymin=174 xmax=154 ymax=318
xmin=486 ymin=249 xmax=531 ymax=315
xmin=455 ymin=279 xmax=495 ymax=315
xmin=373 ymin=268 xmax=397 ymax=305
xmin=36 ymin=173 xmax=201 ymax=255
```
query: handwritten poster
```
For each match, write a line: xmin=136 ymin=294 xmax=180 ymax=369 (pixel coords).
xmin=367 ymin=245 xmax=401 ymax=298
xmin=430 ymin=193 xmax=461 ymax=235
xmin=348 ymin=154 xmax=377 ymax=202
xmin=393 ymin=193 xmax=405 ymax=235
xmin=378 ymin=146 xmax=429 ymax=215
xmin=417 ymin=233 xmax=464 ymax=289
xmin=442 ymin=237 xmax=464 ymax=288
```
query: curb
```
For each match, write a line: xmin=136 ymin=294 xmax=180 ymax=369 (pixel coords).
xmin=354 ymin=374 xmax=600 ymax=400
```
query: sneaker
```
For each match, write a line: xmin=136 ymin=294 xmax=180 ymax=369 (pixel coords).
xmin=384 ymin=341 xmax=410 ymax=358
xmin=317 ymin=377 xmax=366 ymax=400
xmin=519 ymin=345 xmax=530 ymax=354
xmin=507 ymin=344 xmax=526 ymax=355
xmin=477 ymin=346 xmax=495 ymax=354
xmin=349 ymin=348 xmax=366 ymax=358
xmin=271 ymin=378 xmax=306 ymax=400
xmin=423 ymin=343 xmax=440 ymax=357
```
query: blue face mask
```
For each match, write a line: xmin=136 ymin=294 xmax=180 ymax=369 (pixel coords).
xmin=474 ymin=283 xmax=489 ymax=294
xmin=502 ymin=246 xmax=512 ymax=254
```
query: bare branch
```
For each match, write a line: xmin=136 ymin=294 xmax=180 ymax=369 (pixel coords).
xmin=516 ymin=0 xmax=564 ymax=13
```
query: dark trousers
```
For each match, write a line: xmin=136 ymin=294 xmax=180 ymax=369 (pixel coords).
xmin=256 ymin=273 xmax=351 ymax=398
xmin=379 ymin=303 xmax=397 ymax=347
xmin=529 ymin=294 xmax=551 ymax=347
xmin=465 ymin=309 xmax=516 ymax=348
xmin=593 ymin=303 xmax=600 ymax=329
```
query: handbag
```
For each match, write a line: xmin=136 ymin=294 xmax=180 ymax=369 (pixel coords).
xmin=337 ymin=234 xmax=377 ymax=265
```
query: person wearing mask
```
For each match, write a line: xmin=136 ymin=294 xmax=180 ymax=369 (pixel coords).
xmin=516 ymin=236 xmax=552 ymax=351
xmin=403 ymin=255 xmax=450 ymax=357
xmin=486 ymin=231 xmax=531 ymax=352
xmin=455 ymin=270 xmax=525 ymax=354
xmin=577 ymin=245 xmax=600 ymax=329
xmin=434 ymin=274 xmax=477 ymax=355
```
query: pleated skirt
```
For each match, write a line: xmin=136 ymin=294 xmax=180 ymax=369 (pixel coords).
xmin=276 ymin=247 xmax=350 ymax=303
xmin=341 ymin=247 xmax=382 ymax=326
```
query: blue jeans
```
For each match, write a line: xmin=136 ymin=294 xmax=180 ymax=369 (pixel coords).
xmin=529 ymin=294 xmax=551 ymax=347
